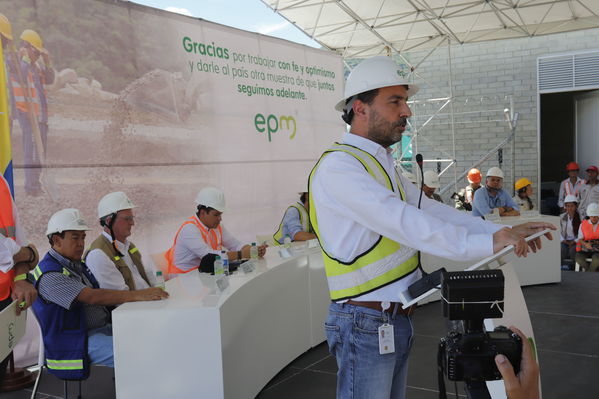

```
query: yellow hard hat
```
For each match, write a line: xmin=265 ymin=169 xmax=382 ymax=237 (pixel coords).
xmin=515 ymin=177 xmax=532 ymax=191
xmin=20 ymin=29 xmax=44 ymax=52
xmin=0 ymin=14 xmax=13 ymax=41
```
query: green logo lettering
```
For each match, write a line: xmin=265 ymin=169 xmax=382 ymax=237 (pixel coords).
xmin=254 ymin=114 xmax=297 ymax=142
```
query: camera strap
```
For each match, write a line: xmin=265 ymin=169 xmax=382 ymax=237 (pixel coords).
xmin=437 ymin=341 xmax=447 ymax=399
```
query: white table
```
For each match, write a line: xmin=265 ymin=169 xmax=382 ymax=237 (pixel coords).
xmin=112 ymin=243 xmax=329 ymax=399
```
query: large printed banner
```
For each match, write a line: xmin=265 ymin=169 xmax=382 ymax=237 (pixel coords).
xmin=0 ymin=0 xmax=345 ymax=259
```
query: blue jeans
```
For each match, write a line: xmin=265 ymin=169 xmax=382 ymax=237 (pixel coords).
xmin=325 ymin=302 xmax=414 ymax=399
xmin=88 ymin=324 xmax=114 ymax=368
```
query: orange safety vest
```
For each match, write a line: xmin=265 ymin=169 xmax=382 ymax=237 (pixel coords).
xmin=11 ymin=61 xmax=41 ymax=115
xmin=576 ymin=219 xmax=599 ymax=252
xmin=165 ymin=217 xmax=223 ymax=274
xmin=0 ymin=178 xmax=16 ymax=300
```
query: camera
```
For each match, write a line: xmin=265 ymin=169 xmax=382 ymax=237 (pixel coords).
xmin=437 ymin=270 xmax=522 ymax=398
xmin=440 ymin=326 xmax=521 ymax=382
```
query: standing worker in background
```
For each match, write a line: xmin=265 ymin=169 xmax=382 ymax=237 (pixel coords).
xmin=421 ymin=170 xmax=443 ymax=203
xmin=0 ymin=14 xmax=17 ymax=134
xmin=85 ymin=192 xmax=152 ymax=290
xmin=577 ymin=165 xmax=599 ymax=219
xmin=558 ymin=162 xmax=585 ymax=213
xmin=513 ymin=178 xmax=535 ymax=211
xmin=472 ymin=167 xmax=520 ymax=217
xmin=165 ymin=187 xmax=267 ymax=274
xmin=453 ymin=168 xmax=482 ymax=211
xmin=12 ymin=29 xmax=54 ymax=196
xmin=0 ymin=174 xmax=38 ymax=385
xmin=309 ymin=56 xmax=555 ymax=399
xmin=32 ymin=209 xmax=167 ymax=378
xmin=273 ymin=190 xmax=316 ymax=245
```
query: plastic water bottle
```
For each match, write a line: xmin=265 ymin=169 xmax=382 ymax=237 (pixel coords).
xmin=214 ymin=255 xmax=224 ymax=275
xmin=283 ymin=235 xmax=292 ymax=248
xmin=250 ymin=242 xmax=259 ymax=260
xmin=155 ymin=270 xmax=165 ymax=290
xmin=221 ymin=250 xmax=230 ymax=275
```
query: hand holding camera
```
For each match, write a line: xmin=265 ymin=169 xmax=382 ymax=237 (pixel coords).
xmin=494 ymin=326 xmax=540 ymax=399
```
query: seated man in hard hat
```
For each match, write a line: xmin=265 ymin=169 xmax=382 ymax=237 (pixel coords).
xmin=560 ymin=195 xmax=580 ymax=270
xmin=453 ymin=168 xmax=482 ymax=211
xmin=84 ymin=192 xmax=152 ymax=291
xmin=578 ymin=165 xmax=599 ymax=219
xmin=273 ymin=190 xmax=316 ymax=245
xmin=472 ymin=167 xmax=520 ymax=217
xmin=422 ymin=170 xmax=443 ymax=203
xmin=558 ymin=161 xmax=585 ymax=213
xmin=32 ymin=209 xmax=168 ymax=378
xmin=575 ymin=203 xmax=599 ymax=272
xmin=513 ymin=178 xmax=535 ymax=211
xmin=165 ymin=187 xmax=267 ymax=273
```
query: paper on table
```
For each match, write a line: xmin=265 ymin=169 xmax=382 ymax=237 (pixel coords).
xmin=0 ymin=301 xmax=27 ymax=361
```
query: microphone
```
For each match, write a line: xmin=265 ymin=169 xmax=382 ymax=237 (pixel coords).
xmin=416 ymin=153 xmax=424 ymax=209
xmin=416 ymin=153 xmax=423 ymax=167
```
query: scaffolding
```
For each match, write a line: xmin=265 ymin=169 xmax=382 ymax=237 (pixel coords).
xmin=380 ymin=39 xmax=522 ymax=200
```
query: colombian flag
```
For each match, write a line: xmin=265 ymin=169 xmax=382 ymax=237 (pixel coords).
xmin=0 ymin=43 xmax=13 ymax=197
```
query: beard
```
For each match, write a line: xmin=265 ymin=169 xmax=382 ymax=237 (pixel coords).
xmin=367 ymin=108 xmax=407 ymax=148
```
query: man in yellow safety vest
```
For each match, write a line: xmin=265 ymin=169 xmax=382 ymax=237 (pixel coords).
xmin=309 ymin=56 xmax=555 ymax=399
xmin=273 ymin=190 xmax=316 ymax=245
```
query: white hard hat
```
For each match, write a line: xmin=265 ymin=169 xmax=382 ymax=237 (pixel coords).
xmin=587 ymin=203 xmax=599 ymax=217
xmin=195 ymin=187 xmax=226 ymax=212
xmin=564 ymin=195 xmax=578 ymax=204
xmin=335 ymin=56 xmax=420 ymax=112
xmin=98 ymin=191 xmax=135 ymax=219
xmin=46 ymin=208 xmax=91 ymax=236
xmin=423 ymin=170 xmax=440 ymax=188
xmin=486 ymin=167 xmax=504 ymax=179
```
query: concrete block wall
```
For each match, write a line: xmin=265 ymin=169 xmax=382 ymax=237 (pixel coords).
xmin=403 ymin=27 xmax=599 ymax=203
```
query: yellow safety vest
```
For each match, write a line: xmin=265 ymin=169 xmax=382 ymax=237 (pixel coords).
xmin=273 ymin=202 xmax=312 ymax=245
xmin=309 ymin=143 xmax=419 ymax=301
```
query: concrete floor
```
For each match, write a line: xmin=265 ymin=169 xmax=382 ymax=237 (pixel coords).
xmin=2 ymin=271 xmax=597 ymax=399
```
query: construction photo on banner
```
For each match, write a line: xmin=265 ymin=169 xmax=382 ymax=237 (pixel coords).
xmin=0 ymin=0 xmax=344 ymax=261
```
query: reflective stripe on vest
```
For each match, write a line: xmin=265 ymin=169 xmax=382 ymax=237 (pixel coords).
xmin=576 ymin=219 xmax=599 ymax=252
xmin=309 ymin=143 xmax=419 ymax=301
xmin=10 ymin=69 xmax=40 ymax=114
xmin=0 ymin=178 xmax=16 ymax=300
xmin=273 ymin=202 xmax=310 ymax=245
xmin=46 ymin=358 xmax=84 ymax=371
xmin=165 ymin=217 xmax=223 ymax=274
xmin=32 ymin=265 xmax=70 ymax=282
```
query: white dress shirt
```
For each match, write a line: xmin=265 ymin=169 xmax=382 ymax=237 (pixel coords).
xmin=558 ymin=177 xmax=585 ymax=208
xmin=0 ymin=177 xmax=28 ymax=273
xmin=311 ymin=133 xmax=503 ymax=302
xmin=578 ymin=183 xmax=599 ymax=218
xmin=173 ymin=216 xmax=244 ymax=272
xmin=560 ymin=214 xmax=578 ymax=242
xmin=85 ymin=232 xmax=151 ymax=290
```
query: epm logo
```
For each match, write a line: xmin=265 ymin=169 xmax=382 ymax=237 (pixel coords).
xmin=254 ymin=113 xmax=297 ymax=142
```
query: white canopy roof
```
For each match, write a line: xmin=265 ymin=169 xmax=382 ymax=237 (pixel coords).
xmin=262 ymin=0 xmax=599 ymax=58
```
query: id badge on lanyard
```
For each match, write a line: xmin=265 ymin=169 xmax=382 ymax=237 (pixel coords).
xmin=378 ymin=301 xmax=395 ymax=355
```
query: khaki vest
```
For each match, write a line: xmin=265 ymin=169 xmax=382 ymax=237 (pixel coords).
xmin=273 ymin=202 xmax=312 ymax=245
xmin=84 ymin=235 xmax=150 ymax=290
